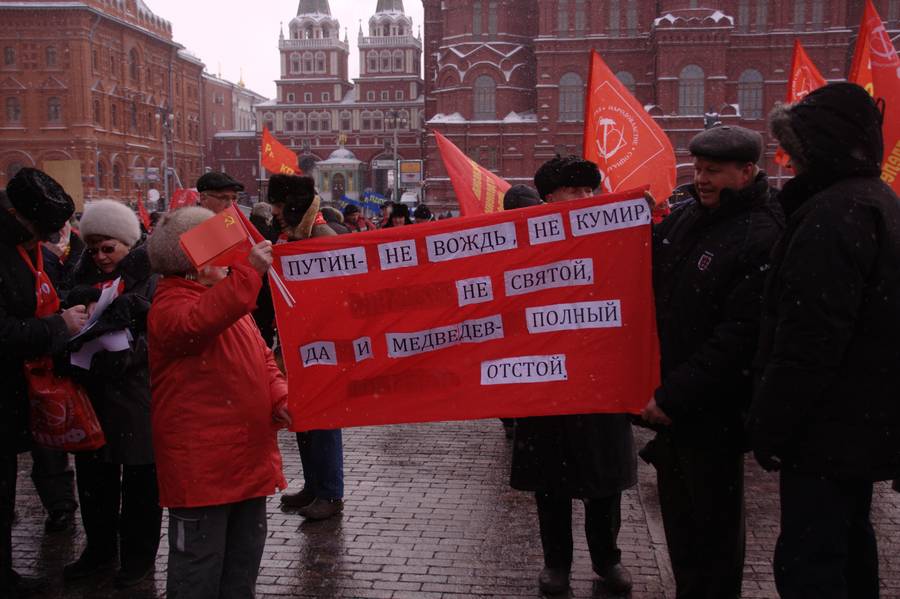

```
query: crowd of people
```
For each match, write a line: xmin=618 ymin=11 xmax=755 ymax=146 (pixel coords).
xmin=1 ymin=81 xmax=899 ymax=599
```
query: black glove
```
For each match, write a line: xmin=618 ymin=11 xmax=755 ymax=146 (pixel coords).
xmin=65 ymin=285 xmax=101 ymax=309
xmin=753 ymin=449 xmax=782 ymax=472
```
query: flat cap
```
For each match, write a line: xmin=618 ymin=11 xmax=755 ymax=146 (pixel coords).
xmin=196 ymin=171 xmax=244 ymax=193
xmin=688 ymin=125 xmax=763 ymax=164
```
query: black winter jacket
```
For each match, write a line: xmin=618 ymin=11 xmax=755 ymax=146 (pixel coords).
xmin=652 ymin=174 xmax=784 ymax=449
xmin=0 ymin=192 xmax=70 ymax=455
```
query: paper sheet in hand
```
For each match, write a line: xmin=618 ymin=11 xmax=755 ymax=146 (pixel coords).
xmin=71 ymin=277 xmax=121 ymax=340
xmin=70 ymin=330 xmax=132 ymax=370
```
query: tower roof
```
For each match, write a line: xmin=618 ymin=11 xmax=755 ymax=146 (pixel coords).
xmin=375 ymin=0 xmax=404 ymax=13
xmin=297 ymin=0 xmax=331 ymax=15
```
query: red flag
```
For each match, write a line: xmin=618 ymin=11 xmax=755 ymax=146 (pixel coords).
xmin=178 ymin=204 xmax=252 ymax=270
xmin=434 ymin=130 xmax=511 ymax=216
xmin=168 ymin=189 xmax=199 ymax=211
xmin=850 ymin=0 xmax=900 ymax=193
xmin=775 ymin=40 xmax=828 ymax=166
xmin=136 ymin=190 xmax=152 ymax=231
xmin=583 ymin=50 xmax=676 ymax=204
xmin=261 ymin=128 xmax=301 ymax=175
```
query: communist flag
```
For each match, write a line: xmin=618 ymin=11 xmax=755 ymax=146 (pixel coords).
xmin=850 ymin=0 xmax=900 ymax=193
xmin=261 ymin=127 xmax=301 ymax=175
xmin=775 ymin=40 xmax=827 ymax=166
xmin=434 ymin=130 xmax=511 ymax=216
xmin=179 ymin=204 xmax=252 ymax=270
xmin=582 ymin=49 xmax=675 ymax=204
xmin=136 ymin=190 xmax=152 ymax=231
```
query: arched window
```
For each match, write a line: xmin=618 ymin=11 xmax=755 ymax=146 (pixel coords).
xmin=361 ymin=110 xmax=372 ymax=131
xmin=559 ymin=73 xmax=584 ymax=122
xmin=626 ymin=0 xmax=638 ymax=35
xmin=558 ymin=0 xmax=568 ymax=34
xmin=3 ymin=47 xmax=15 ymax=66
xmin=737 ymin=69 xmax=764 ymax=119
xmin=794 ymin=1 xmax=805 ymax=31
xmin=811 ymin=0 xmax=824 ymax=28
xmin=46 ymin=46 xmax=57 ymax=67
xmin=372 ymin=110 xmax=383 ymax=130
xmin=489 ymin=0 xmax=498 ymax=34
xmin=285 ymin=113 xmax=295 ymax=132
xmin=473 ymin=0 xmax=482 ymax=35
xmin=315 ymin=51 xmax=326 ymax=73
xmin=473 ymin=75 xmax=496 ymax=120
xmin=47 ymin=96 xmax=62 ymax=123
xmin=367 ymin=51 xmax=379 ymax=73
xmin=264 ymin=112 xmax=274 ymax=131
xmin=340 ymin=110 xmax=352 ymax=131
xmin=305 ymin=26 xmax=313 ymax=39
xmin=97 ymin=161 xmax=106 ymax=189
xmin=129 ymin=48 xmax=139 ymax=80
xmin=302 ymin=52 xmax=313 ymax=73
xmin=290 ymin=53 xmax=300 ymax=74
xmin=309 ymin=111 xmax=319 ymax=132
xmin=678 ymin=65 xmax=704 ymax=116
xmin=111 ymin=104 xmax=118 ymax=128
xmin=112 ymin=164 xmax=122 ymax=190
xmin=756 ymin=0 xmax=768 ymax=31
xmin=574 ymin=0 xmax=586 ymax=33
xmin=615 ymin=71 xmax=636 ymax=94
xmin=398 ymin=110 xmax=410 ymax=129
xmin=609 ymin=0 xmax=621 ymax=35
xmin=393 ymin=50 xmax=404 ymax=72
xmin=6 ymin=97 xmax=21 ymax=123
xmin=380 ymin=50 xmax=391 ymax=72
xmin=319 ymin=112 xmax=331 ymax=132
xmin=736 ymin=0 xmax=749 ymax=32
xmin=93 ymin=99 xmax=101 ymax=124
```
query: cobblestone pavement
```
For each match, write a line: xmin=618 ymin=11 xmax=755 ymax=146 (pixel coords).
xmin=11 ymin=422 xmax=900 ymax=598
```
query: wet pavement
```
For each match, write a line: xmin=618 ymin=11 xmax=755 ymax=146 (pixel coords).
xmin=10 ymin=421 xmax=900 ymax=598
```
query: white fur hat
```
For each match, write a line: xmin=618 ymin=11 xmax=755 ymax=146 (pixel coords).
xmin=79 ymin=199 xmax=142 ymax=247
xmin=147 ymin=206 xmax=215 ymax=275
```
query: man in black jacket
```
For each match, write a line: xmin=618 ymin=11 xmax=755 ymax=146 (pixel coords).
xmin=642 ymin=126 xmax=784 ymax=599
xmin=0 ymin=168 xmax=87 ymax=598
xmin=751 ymin=82 xmax=900 ymax=599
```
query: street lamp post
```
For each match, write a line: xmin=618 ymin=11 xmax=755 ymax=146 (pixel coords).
xmin=386 ymin=109 xmax=408 ymax=203
xmin=157 ymin=110 xmax=174 ymax=210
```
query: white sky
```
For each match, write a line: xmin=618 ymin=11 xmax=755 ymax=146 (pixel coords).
xmin=143 ymin=0 xmax=424 ymax=99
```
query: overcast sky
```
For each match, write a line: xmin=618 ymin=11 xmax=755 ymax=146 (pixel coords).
xmin=144 ymin=0 xmax=424 ymax=99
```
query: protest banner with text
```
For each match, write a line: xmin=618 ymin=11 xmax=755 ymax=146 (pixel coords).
xmin=271 ymin=190 xmax=660 ymax=431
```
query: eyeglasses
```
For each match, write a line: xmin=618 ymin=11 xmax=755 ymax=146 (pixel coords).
xmin=86 ymin=244 xmax=119 ymax=256
xmin=203 ymin=192 xmax=238 ymax=202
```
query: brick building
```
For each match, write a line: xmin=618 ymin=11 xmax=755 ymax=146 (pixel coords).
xmin=215 ymin=0 xmax=425 ymax=203
xmin=422 ymin=0 xmax=900 ymax=211
xmin=0 ymin=0 xmax=264 ymax=207
xmin=202 ymin=72 xmax=266 ymax=173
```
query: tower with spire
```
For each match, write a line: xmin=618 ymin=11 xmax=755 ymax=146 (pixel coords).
xmin=357 ymin=0 xmax=422 ymax=105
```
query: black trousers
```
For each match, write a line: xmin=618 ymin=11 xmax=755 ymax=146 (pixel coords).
xmin=0 ymin=453 xmax=17 ymax=593
xmin=774 ymin=471 xmax=879 ymax=599
xmin=650 ymin=434 xmax=745 ymax=599
xmin=74 ymin=453 xmax=162 ymax=569
xmin=30 ymin=445 xmax=76 ymax=514
xmin=534 ymin=491 xmax=622 ymax=572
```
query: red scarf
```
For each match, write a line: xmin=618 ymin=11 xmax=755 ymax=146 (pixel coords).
xmin=17 ymin=244 xmax=60 ymax=318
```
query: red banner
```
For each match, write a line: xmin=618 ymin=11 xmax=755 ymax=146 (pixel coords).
xmin=271 ymin=189 xmax=660 ymax=431
xmin=851 ymin=0 xmax=900 ymax=193
xmin=262 ymin=127 xmax=301 ymax=176
xmin=168 ymin=189 xmax=199 ymax=211
xmin=583 ymin=50 xmax=675 ymax=204
xmin=776 ymin=40 xmax=827 ymax=166
xmin=434 ymin=130 xmax=511 ymax=216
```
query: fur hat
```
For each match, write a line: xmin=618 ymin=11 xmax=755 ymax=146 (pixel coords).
xmin=533 ymin=156 xmax=602 ymax=200
xmin=79 ymin=199 xmax=142 ymax=247
xmin=147 ymin=207 xmax=214 ymax=275
xmin=320 ymin=205 xmax=344 ymax=224
xmin=267 ymin=174 xmax=316 ymax=227
xmin=503 ymin=184 xmax=542 ymax=210
xmin=688 ymin=125 xmax=763 ymax=164
xmin=6 ymin=168 xmax=74 ymax=236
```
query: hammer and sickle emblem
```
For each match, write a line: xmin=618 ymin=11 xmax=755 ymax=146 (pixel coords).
xmin=224 ymin=215 xmax=236 ymax=228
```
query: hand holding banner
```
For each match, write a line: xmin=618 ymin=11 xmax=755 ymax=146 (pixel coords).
xmin=270 ymin=189 xmax=660 ymax=431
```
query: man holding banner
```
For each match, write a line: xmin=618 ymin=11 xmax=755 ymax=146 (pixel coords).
xmin=510 ymin=155 xmax=636 ymax=596
xmin=642 ymin=125 xmax=783 ymax=599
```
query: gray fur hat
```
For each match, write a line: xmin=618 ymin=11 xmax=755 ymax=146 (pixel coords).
xmin=79 ymin=199 xmax=142 ymax=247
xmin=147 ymin=206 xmax=215 ymax=275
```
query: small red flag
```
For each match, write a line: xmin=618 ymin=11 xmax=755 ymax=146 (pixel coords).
xmin=169 ymin=189 xmax=199 ymax=211
xmin=850 ymin=0 xmax=900 ymax=193
xmin=775 ymin=41 xmax=827 ymax=167
xmin=178 ymin=204 xmax=252 ymax=270
xmin=136 ymin=190 xmax=152 ymax=231
xmin=434 ymin=130 xmax=511 ymax=216
xmin=261 ymin=128 xmax=301 ymax=176
xmin=583 ymin=50 xmax=676 ymax=204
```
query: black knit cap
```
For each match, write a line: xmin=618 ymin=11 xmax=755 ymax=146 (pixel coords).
xmin=343 ymin=204 xmax=360 ymax=216
xmin=533 ymin=156 xmax=602 ymax=200
xmin=267 ymin=174 xmax=316 ymax=228
xmin=6 ymin=168 xmax=74 ymax=235
xmin=688 ymin=125 xmax=763 ymax=164
xmin=196 ymin=171 xmax=244 ymax=193
xmin=503 ymin=184 xmax=542 ymax=210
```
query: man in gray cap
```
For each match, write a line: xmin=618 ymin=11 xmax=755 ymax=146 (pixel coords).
xmin=640 ymin=125 xmax=784 ymax=599
xmin=196 ymin=171 xmax=244 ymax=214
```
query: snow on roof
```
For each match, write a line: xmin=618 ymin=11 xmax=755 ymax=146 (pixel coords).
xmin=502 ymin=111 xmax=537 ymax=123
xmin=427 ymin=112 xmax=467 ymax=124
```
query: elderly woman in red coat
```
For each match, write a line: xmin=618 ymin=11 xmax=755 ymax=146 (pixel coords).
xmin=146 ymin=206 xmax=291 ymax=599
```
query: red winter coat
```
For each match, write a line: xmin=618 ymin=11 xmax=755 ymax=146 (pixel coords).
xmin=148 ymin=263 xmax=287 ymax=508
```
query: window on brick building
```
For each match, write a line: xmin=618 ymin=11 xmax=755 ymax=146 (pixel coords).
xmin=92 ymin=49 xmax=98 ymax=70
xmin=46 ymin=46 xmax=57 ymax=67
xmin=309 ymin=112 xmax=319 ymax=132
xmin=130 ymin=102 xmax=138 ymax=131
xmin=3 ymin=47 xmax=14 ymax=66
xmin=97 ymin=161 xmax=106 ymax=189
xmin=304 ymin=92 xmax=312 ymax=102
xmin=794 ymin=1 xmax=805 ymax=31
xmin=320 ymin=113 xmax=332 ymax=132
xmin=615 ymin=71 xmax=636 ymax=95
xmin=368 ymin=51 xmax=379 ymax=73
xmin=303 ymin=52 xmax=314 ymax=72
xmin=264 ymin=112 xmax=274 ymax=131
xmin=322 ymin=92 xmax=330 ymax=102
xmin=93 ymin=99 xmax=101 ymax=124
xmin=677 ymin=65 xmax=704 ymax=116
xmin=393 ymin=50 xmax=404 ymax=72
xmin=297 ymin=113 xmax=306 ymax=132
xmin=609 ymin=0 xmax=620 ymax=36
xmin=559 ymin=73 xmax=584 ymax=122
xmin=372 ymin=110 xmax=383 ymax=130
xmin=558 ymin=0 xmax=569 ymax=35
xmin=112 ymin=164 xmax=122 ymax=190
xmin=756 ymin=0 xmax=767 ymax=31
xmin=111 ymin=104 xmax=118 ymax=128
xmin=626 ymin=1 xmax=638 ymax=35
xmin=811 ymin=0 xmax=824 ymax=29
xmin=574 ymin=0 xmax=586 ymax=35
xmin=6 ymin=97 xmax=21 ymax=123
xmin=367 ymin=91 xmax=376 ymax=101
xmin=362 ymin=110 xmax=372 ymax=130
xmin=396 ymin=90 xmax=404 ymax=100
xmin=285 ymin=113 xmax=295 ymax=132
xmin=315 ymin=52 xmax=326 ymax=73
xmin=473 ymin=76 xmax=496 ymax=120
xmin=340 ymin=111 xmax=351 ymax=131
xmin=489 ymin=0 xmax=498 ymax=34
xmin=129 ymin=49 xmax=140 ymax=80
xmin=47 ymin=97 xmax=62 ymax=123
xmin=380 ymin=51 xmax=391 ymax=71
xmin=473 ymin=0 xmax=483 ymax=35
xmin=288 ymin=93 xmax=295 ymax=102
xmin=147 ymin=112 xmax=153 ymax=137
xmin=737 ymin=69 xmax=764 ymax=119
xmin=381 ymin=91 xmax=390 ymax=101
xmin=736 ymin=0 xmax=749 ymax=33
xmin=291 ymin=54 xmax=301 ymax=74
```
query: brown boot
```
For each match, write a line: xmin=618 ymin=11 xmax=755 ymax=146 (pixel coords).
xmin=280 ymin=487 xmax=315 ymax=509
xmin=297 ymin=498 xmax=343 ymax=521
